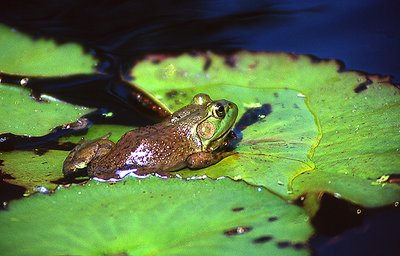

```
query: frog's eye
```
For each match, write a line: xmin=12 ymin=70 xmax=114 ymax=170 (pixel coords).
xmin=213 ymin=103 xmax=225 ymax=118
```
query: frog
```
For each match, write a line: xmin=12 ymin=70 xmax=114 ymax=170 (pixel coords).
xmin=62 ymin=93 xmax=238 ymax=180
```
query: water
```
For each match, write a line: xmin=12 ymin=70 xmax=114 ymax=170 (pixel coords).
xmin=1 ymin=0 xmax=398 ymax=82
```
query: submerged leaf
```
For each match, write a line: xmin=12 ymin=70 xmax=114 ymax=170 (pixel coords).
xmin=0 ymin=177 xmax=312 ymax=255
xmin=130 ymin=52 xmax=400 ymax=208
xmin=60 ymin=124 xmax=134 ymax=144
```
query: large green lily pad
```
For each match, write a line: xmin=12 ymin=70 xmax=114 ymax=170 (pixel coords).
xmin=0 ymin=23 xmax=96 ymax=76
xmin=130 ymin=52 xmax=400 ymax=208
xmin=0 ymin=177 xmax=312 ymax=255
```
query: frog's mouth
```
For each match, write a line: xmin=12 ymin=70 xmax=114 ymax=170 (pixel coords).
xmin=206 ymin=124 xmax=236 ymax=151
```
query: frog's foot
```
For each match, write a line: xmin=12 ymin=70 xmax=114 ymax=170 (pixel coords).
xmin=187 ymin=151 xmax=237 ymax=170
xmin=186 ymin=152 xmax=224 ymax=169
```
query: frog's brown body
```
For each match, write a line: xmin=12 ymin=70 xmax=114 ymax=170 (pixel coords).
xmin=89 ymin=116 xmax=211 ymax=179
xmin=63 ymin=94 xmax=238 ymax=180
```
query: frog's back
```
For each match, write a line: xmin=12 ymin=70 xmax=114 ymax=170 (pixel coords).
xmin=88 ymin=123 xmax=196 ymax=178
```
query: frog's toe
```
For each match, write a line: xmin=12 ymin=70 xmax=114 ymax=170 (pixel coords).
xmin=62 ymin=162 xmax=88 ymax=178
xmin=62 ymin=153 xmax=91 ymax=177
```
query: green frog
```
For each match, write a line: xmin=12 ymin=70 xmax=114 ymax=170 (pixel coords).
xmin=63 ymin=93 xmax=238 ymax=180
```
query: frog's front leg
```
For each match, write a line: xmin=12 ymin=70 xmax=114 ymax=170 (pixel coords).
xmin=186 ymin=152 xmax=228 ymax=169
xmin=63 ymin=136 xmax=114 ymax=178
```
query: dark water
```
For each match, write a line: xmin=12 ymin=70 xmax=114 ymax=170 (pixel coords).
xmin=1 ymin=0 xmax=398 ymax=82
xmin=0 ymin=1 xmax=399 ymax=255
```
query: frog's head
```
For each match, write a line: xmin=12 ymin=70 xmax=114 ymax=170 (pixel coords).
xmin=192 ymin=93 xmax=238 ymax=151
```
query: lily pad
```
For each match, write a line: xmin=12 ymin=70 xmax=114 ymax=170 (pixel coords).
xmin=0 ymin=177 xmax=312 ymax=255
xmin=0 ymin=84 xmax=94 ymax=136
xmin=0 ymin=23 xmax=171 ymax=139
xmin=0 ymin=23 xmax=97 ymax=137
xmin=0 ymin=150 xmax=69 ymax=194
xmin=0 ymin=23 xmax=97 ymax=76
xmin=130 ymin=52 xmax=400 ymax=208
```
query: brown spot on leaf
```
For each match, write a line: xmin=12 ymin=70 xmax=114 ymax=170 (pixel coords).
xmin=166 ymin=90 xmax=187 ymax=100
xmin=203 ymin=58 xmax=212 ymax=71
xmin=241 ymin=138 xmax=283 ymax=145
xmin=268 ymin=216 xmax=278 ymax=222
xmin=248 ymin=60 xmax=259 ymax=69
xmin=288 ymin=53 xmax=300 ymax=60
xmin=277 ymin=241 xmax=291 ymax=248
xmin=166 ymin=90 xmax=178 ymax=98
xmin=293 ymin=242 xmax=307 ymax=250
xmin=354 ymin=79 xmax=372 ymax=93
xmin=253 ymin=236 xmax=273 ymax=244
xmin=224 ymin=55 xmax=237 ymax=68
xmin=224 ymin=226 xmax=252 ymax=236
xmin=232 ymin=207 xmax=245 ymax=212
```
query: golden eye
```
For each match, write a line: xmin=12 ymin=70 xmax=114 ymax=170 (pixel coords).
xmin=213 ymin=103 xmax=225 ymax=118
